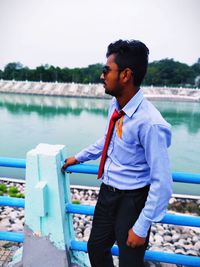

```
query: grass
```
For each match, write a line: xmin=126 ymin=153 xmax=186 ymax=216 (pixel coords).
xmin=0 ymin=183 xmax=25 ymax=198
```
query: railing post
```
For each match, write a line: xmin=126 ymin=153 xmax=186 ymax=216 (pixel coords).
xmin=10 ymin=143 xmax=90 ymax=267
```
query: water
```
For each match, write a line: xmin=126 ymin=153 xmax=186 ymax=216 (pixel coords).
xmin=0 ymin=93 xmax=200 ymax=195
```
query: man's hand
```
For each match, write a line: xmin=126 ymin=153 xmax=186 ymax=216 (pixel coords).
xmin=126 ymin=229 xmax=146 ymax=248
xmin=61 ymin=157 xmax=79 ymax=174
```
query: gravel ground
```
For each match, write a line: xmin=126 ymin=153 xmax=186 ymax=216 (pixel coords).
xmin=0 ymin=179 xmax=200 ymax=267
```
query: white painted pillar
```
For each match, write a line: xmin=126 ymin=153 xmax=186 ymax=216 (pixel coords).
xmin=11 ymin=143 xmax=90 ymax=267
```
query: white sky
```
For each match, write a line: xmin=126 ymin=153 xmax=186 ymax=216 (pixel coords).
xmin=0 ymin=0 xmax=199 ymax=70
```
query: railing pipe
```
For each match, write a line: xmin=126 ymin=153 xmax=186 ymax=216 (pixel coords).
xmin=0 ymin=231 xmax=24 ymax=243
xmin=0 ymin=198 xmax=200 ymax=228
xmin=1 ymin=157 xmax=200 ymax=184
xmin=66 ymin=164 xmax=98 ymax=174
xmin=70 ymin=240 xmax=200 ymax=267
xmin=0 ymin=157 xmax=26 ymax=168
xmin=0 ymin=233 xmax=199 ymax=266
xmin=0 ymin=196 xmax=25 ymax=208
xmin=172 ymin=171 xmax=200 ymax=184
xmin=66 ymin=203 xmax=200 ymax=228
xmin=66 ymin=164 xmax=200 ymax=184
xmin=161 ymin=213 xmax=200 ymax=227
xmin=144 ymin=250 xmax=200 ymax=267
xmin=66 ymin=203 xmax=95 ymax=215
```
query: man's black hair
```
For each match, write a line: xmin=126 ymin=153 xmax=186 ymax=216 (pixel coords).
xmin=106 ymin=39 xmax=149 ymax=87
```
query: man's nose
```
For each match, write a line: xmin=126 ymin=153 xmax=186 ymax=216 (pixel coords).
xmin=100 ymin=73 xmax=104 ymax=80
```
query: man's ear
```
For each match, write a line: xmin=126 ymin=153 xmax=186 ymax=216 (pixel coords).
xmin=121 ymin=68 xmax=133 ymax=83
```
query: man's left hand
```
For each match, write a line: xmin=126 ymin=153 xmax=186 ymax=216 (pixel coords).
xmin=126 ymin=229 xmax=146 ymax=248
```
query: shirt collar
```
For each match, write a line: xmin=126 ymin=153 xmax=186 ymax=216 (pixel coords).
xmin=114 ymin=89 xmax=144 ymax=118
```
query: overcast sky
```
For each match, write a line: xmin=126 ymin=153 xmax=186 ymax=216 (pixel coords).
xmin=0 ymin=0 xmax=199 ymax=70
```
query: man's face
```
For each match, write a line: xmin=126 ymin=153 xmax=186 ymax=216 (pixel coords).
xmin=100 ymin=54 xmax=122 ymax=97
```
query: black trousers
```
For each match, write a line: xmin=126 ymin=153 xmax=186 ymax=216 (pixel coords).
xmin=87 ymin=183 xmax=150 ymax=267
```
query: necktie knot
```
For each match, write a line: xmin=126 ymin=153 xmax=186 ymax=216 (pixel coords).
xmin=111 ymin=109 xmax=124 ymax=122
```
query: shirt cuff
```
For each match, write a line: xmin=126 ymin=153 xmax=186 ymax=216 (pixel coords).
xmin=132 ymin=215 xmax=152 ymax=238
xmin=74 ymin=151 xmax=85 ymax=163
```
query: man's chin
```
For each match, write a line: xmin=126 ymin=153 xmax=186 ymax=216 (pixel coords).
xmin=105 ymin=88 xmax=110 ymax=95
xmin=105 ymin=89 xmax=115 ymax=97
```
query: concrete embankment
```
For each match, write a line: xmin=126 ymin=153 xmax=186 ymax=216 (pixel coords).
xmin=0 ymin=80 xmax=200 ymax=102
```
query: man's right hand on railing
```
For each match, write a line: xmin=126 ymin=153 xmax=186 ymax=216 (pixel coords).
xmin=61 ymin=157 xmax=79 ymax=174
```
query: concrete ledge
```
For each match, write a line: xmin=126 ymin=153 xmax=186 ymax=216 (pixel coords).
xmin=0 ymin=81 xmax=200 ymax=102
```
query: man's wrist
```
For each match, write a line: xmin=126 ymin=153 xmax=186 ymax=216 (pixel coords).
xmin=132 ymin=218 xmax=152 ymax=238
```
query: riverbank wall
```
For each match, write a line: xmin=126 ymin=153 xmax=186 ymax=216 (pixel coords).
xmin=0 ymin=80 xmax=200 ymax=102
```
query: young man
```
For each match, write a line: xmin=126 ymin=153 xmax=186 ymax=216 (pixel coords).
xmin=62 ymin=39 xmax=172 ymax=267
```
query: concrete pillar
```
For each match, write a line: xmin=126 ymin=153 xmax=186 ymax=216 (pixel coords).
xmin=10 ymin=143 xmax=90 ymax=267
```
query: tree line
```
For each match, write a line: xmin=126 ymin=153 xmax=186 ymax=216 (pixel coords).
xmin=0 ymin=58 xmax=200 ymax=87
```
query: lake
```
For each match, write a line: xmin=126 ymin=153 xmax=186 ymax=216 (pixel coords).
xmin=0 ymin=93 xmax=200 ymax=195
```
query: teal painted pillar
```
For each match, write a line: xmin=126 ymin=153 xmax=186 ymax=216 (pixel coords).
xmin=11 ymin=143 xmax=90 ymax=267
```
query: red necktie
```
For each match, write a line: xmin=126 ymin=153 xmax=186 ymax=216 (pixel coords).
xmin=98 ymin=109 xmax=124 ymax=179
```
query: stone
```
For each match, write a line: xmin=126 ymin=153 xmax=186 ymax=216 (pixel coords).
xmin=160 ymin=264 xmax=177 ymax=267
xmin=88 ymin=190 xmax=92 ymax=196
xmin=176 ymin=239 xmax=186 ymax=246
xmin=194 ymin=241 xmax=200 ymax=250
xmin=83 ymin=227 xmax=91 ymax=241
xmin=77 ymin=233 xmax=83 ymax=238
xmin=151 ymin=225 xmax=157 ymax=234
xmin=154 ymin=234 xmax=163 ymax=244
xmin=175 ymin=248 xmax=185 ymax=254
xmin=11 ymin=224 xmax=23 ymax=232
xmin=186 ymin=237 xmax=192 ymax=243
xmin=172 ymin=233 xmax=181 ymax=242
xmin=185 ymin=249 xmax=198 ymax=256
xmin=183 ymin=244 xmax=194 ymax=250
xmin=156 ymin=225 xmax=164 ymax=231
xmin=0 ymin=218 xmax=10 ymax=230
xmin=149 ymin=235 xmax=154 ymax=244
xmin=169 ymin=198 xmax=176 ymax=204
xmin=163 ymin=235 xmax=172 ymax=242
xmin=192 ymin=235 xmax=199 ymax=243
xmin=9 ymin=211 xmax=19 ymax=223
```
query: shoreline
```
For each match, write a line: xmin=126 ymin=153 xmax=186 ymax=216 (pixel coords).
xmin=1 ymin=90 xmax=200 ymax=103
xmin=0 ymin=80 xmax=200 ymax=102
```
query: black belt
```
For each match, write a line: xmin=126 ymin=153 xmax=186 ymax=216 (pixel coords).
xmin=102 ymin=183 xmax=150 ymax=193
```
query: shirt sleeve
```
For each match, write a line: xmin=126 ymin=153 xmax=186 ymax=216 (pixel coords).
xmin=133 ymin=124 xmax=173 ymax=237
xmin=75 ymin=136 xmax=105 ymax=163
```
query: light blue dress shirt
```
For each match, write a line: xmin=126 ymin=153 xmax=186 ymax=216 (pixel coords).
xmin=75 ymin=89 xmax=173 ymax=237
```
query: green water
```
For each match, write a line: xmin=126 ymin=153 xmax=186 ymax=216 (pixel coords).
xmin=0 ymin=93 xmax=200 ymax=195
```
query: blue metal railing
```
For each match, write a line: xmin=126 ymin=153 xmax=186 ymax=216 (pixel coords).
xmin=0 ymin=157 xmax=200 ymax=266
xmin=70 ymin=240 xmax=200 ymax=267
xmin=0 ymin=229 xmax=199 ymax=266
xmin=1 ymin=157 xmax=200 ymax=184
xmin=0 ymin=231 xmax=24 ymax=243
xmin=0 ymin=196 xmax=25 ymax=208
xmin=1 ymin=197 xmax=199 ymax=228
xmin=0 ymin=157 xmax=26 ymax=168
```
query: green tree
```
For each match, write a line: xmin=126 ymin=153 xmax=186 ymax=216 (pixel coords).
xmin=60 ymin=67 xmax=72 ymax=83
xmin=1 ymin=59 xmax=198 ymax=87
xmin=87 ymin=64 xmax=102 ymax=83
xmin=191 ymin=58 xmax=200 ymax=77
xmin=3 ymin=62 xmax=23 ymax=80
xmin=144 ymin=59 xmax=195 ymax=87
